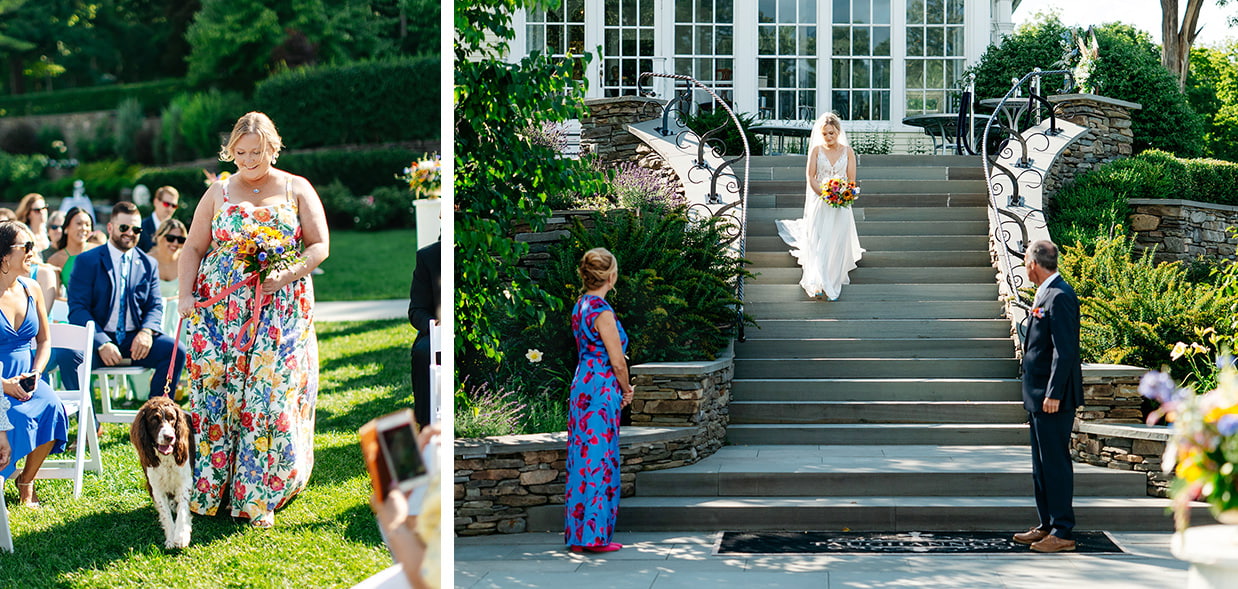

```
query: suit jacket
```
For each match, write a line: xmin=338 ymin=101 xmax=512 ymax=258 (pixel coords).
xmin=1021 ymin=274 xmax=1084 ymax=413
xmin=409 ymin=240 xmax=441 ymax=344
xmin=68 ymin=244 xmax=165 ymax=349
xmin=137 ymin=214 xmax=158 ymax=252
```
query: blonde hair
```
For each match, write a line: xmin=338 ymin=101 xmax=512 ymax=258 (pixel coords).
xmin=579 ymin=247 xmax=618 ymax=290
xmin=219 ymin=112 xmax=284 ymax=163
xmin=15 ymin=193 xmax=44 ymax=224
xmin=154 ymin=185 xmax=179 ymax=203
xmin=814 ymin=112 xmax=843 ymax=140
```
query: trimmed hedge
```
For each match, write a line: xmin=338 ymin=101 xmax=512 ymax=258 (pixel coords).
xmin=252 ymin=57 xmax=439 ymax=149
xmin=135 ymin=147 xmax=424 ymax=227
xmin=1048 ymin=149 xmax=1238 ymax=246
xmin=0 ymin=79 xmax=187 ymax=117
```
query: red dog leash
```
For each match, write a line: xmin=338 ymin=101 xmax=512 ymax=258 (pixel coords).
xmin=162 ymin=272 xmax=270 ymax=396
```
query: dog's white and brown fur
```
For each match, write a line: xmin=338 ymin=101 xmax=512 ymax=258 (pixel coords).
xmin=130 ymin=396 xmax=194 ymax=549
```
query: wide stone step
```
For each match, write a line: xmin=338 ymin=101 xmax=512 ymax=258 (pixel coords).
xmin=736 ymin=338 xmax=1015 ymax=359
xmin=745 ymin=250 xmax=994 ymax=268
xmin=746 ymin=234 xmax=989 ymax=252
xmin=632 ymin=446 xmax=1146 ymax=497
xmin=746 ymin=206 xmax=988 ymax=225
xmin=741 ymin=165 xmax=957 ymax=181
xmin=744 ymin=283 xmax=998 ymax=303
xmin=747 ymin=192 xmax=989 ymax=209
xmin=749 ymin=179 xmax=984 ymax=195
xmin=747 ymin=219 xmax=989 ymax=237
xmin=734 ymin=358 xmax=1019 ymax=378
xmin=749 ymin=266 xmax=997 ymax=284
xmin=744 ymin=154 xmax=982 ymax=168
xmin=743 ymin=319 xmax=1012 ymax=339
xmin=742 ymin=300 xmax=1005 ymax=319
xmin=730 ymin=378 xmax=1022 ymax=401
xmin=725 ymin=423 xmax=1028 ymax=445
xmin=524 ymin=496 xmax=1209 ymax=532
xmin=730 ymin=400 xmax=1026 ymax=424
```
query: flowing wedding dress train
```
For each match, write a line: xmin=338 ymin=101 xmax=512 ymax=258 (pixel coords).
xmin=774 ymin=149 xmax=864 ymax=300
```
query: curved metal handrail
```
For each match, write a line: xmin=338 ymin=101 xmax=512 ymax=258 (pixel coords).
xmin=979 ymin=68 xmax=1073 ymax=318
xmin=638 ymin=71 xmax=751 ymax=341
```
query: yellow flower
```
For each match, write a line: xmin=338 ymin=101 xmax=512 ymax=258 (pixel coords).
xmin=1191 ymin=342 xmax=1210 ymax=355
xmin=199 ymin=441 xmax=210 ymax=456
xmin=213 ymin=304 xmax=227 ymax=321
xmin=525 ymin=349 xmax=544 ymax=363
xmin=1176 ymin=450 xmax=1206 ymax=482
xmin=1170 ymin=341 xmax=1189 ymax=360
xmin=254 ymin=436 xmax=270 ymax=453
xmin=1204 ymin=404 xmax=1238 ymax=424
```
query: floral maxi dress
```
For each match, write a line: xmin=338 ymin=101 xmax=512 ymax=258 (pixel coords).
xmin=186 ymin=178 xmax=319 ymax=523
xmin=565 ymin=294 xmax=627 ymax=547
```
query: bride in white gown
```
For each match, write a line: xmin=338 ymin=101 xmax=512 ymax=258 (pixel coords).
xmin=775 ymin=112 xmax=864 ymax=300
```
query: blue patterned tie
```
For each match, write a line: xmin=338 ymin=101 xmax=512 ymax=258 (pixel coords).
xmin=118 ymin=252 xmax=130 ymax=333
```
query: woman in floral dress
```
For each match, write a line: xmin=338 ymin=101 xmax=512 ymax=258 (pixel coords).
xmin=565 ymin=248 xmax=634 ymax=553
xmin=178 ymin=112 xmax=330 ymax=528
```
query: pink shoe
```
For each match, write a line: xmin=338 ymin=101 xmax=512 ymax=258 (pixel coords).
xmin=569 ymin=543 xmax=623 ymax=553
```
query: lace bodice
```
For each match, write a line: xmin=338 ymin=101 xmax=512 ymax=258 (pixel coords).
xmin=814 ymin=148 xmax=849 ymax=183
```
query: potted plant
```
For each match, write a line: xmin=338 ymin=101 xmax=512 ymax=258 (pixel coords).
xmin=403 ymin=154 xmax=441 ymax=249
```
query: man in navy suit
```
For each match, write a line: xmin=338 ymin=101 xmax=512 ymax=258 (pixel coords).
xmin=1013 ymin=240 xmax=1083 ymax=553
xmin=409 ymin=239 xmax=441 ymax=428
xmin=65 ymin=201 xmax=185 ymax=393
xmin=138 ymin=186 xmax=180 ymax=252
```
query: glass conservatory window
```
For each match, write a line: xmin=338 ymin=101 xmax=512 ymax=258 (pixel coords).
xmin=757 ymin=0 xmax=817 ymax=120
xmin=526 ymin=0 xmax=587 ymax=69
xmin=673 ymin=0 xmax=736 ymax=107
xmin=831 ymin=0 xmax=892 ymax=121
xmin=904 ymin=0 xmax=966 ymax=115
xmin=602 ymin=0 xmax=657 ymax=97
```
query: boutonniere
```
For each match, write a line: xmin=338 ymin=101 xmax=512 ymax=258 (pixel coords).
xmin=1031 ymin=306 xmax=1046 ymax=319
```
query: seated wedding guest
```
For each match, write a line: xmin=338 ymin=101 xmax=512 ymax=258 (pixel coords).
xmin=46 ymin=207 xmax=98 ymax=291
xmin=148 ymin=219 xmax=187 ymax=339
xmin=63 ymin=202 xmax=185 ymax=393
xmin=0 ymin=220 xmax=69 ymax=508
xmin=371 ymin=423 xmax=440 ymax=589
xmin=138 ymin=186 xmax=180 ymax=252
xmin=15 ymin=193 xmax=51 ymax=254
xmin=0 ymin=208 xmax=16 ymax=222
xmin=409 ymin=239 xmax=441 ymax=428
xmin=42 ymin=210 xmax=64 ymax=262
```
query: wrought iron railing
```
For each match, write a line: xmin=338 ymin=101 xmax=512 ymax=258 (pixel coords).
xmin=979 ymin=68 xmax=1073 ymax=336
xmin=637 ymin=72 xmax=750 ymax=341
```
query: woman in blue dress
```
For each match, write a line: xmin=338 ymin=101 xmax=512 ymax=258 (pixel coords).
xmin=565 ymin=248 xmax=633 ymax=553
xmin=0 ymin=220 xmax=68 ymax=508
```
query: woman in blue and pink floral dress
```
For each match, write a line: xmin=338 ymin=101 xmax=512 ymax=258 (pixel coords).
xmin=178 ymin=112 xmax=329 ymax=528
xmin=565 ymin=248 xmax=634 ymax=553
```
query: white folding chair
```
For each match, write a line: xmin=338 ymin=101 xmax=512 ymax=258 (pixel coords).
xmin=92 ymin=365 xmax=147 ymax=424
xmin=38 ymin=321 xmax=103 ymax=498
xmin=0 ymin=474 xmax=11 ymax=552
xmin=428 ymin=320 xmax=441 ymax=424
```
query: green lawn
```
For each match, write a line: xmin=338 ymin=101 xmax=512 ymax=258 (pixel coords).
xmin=315 ymin=229 xmax=420 ymax=302
xmin=0 ymin=319 xmax=414 ymax=589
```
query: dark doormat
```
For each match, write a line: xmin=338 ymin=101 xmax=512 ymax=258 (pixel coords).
xmin=715 ymin=531 xmax=1124 ymax=555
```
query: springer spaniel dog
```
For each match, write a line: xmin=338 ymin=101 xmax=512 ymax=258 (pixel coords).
xmin=130 ymin=396 xmax=193 ymax=549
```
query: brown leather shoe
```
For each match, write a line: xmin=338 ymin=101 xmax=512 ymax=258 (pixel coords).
xmin=1030 ymin=535 xmax=1077 ymax=553
xmin=1012 ymin=527 xmax=1050 ymax=545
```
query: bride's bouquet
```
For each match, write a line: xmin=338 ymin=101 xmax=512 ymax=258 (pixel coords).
xmin=820 ymin=178 xmax=860 ymax=208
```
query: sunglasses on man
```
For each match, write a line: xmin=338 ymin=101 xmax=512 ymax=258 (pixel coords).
xmin=159 ymin=200 xmax=179 ymax=209
xmin=116 ymin=224 xmax=142 ymax=235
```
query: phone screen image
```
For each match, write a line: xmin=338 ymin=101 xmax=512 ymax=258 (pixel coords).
xmin=379 ymin=423 xmax=427 ymax=490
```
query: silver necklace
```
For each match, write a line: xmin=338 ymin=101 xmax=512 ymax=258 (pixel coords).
xmin=239 ymin=174 xmax=269 ymax=194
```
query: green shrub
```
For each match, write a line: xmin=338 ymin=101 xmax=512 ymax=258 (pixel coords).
xmin=354 ymin=186 xmax=415 ymax=231
xmin=277 ymin=147 xmax=421 ymax=196
xmin=850 ymin=130 xmax=895 ymax=155
xmin=1059 ymin=235 xmax=1234 ymax=385
xmin=73 ymin=122 xmax=118 ymax=162
xmin=0 ymin=152 xmax=49 ymax=200
xmin=113 ymin=98 xmax=146 ymax=162
xmin=252 ymin=56 xmax=440 ymax=148
xmin=680 ymin=108 xmax=765 ymax=157
xmin=1050 ymin=149 xmax=1238 ymax=245
xmin=73 ymin=159 xmax=142 ymax=203
xmin=36 ymin=126 xmax=68 ymax=159
xmin=0 ymin=79 xmax=186 ymax=117
xmin=481 ymin=204 xmax=752 ymax=427
xmin=158 ymin=95 xmax=191 ymax=164
xmin=133 ymin=167 xmax=207 ymax=223
xmin=315 ymin=179 xmax=357 ymax=229
xmin=968 ymin=16 xmax=1204 ymax=157
xmin=0 ymin=121 xmax=39 ymax=155
xmin=176 ymin=89 xmax=247 ymax=160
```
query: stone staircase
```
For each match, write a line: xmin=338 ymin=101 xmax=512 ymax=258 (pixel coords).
xmin=604 ymin=155 xmax=1194 ymax=531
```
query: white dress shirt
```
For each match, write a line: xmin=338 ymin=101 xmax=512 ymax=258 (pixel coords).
xmin=105 ymin=242 xmax=135 ymax=334
xmin=1033 ymin=271 xmax=1060 ymax=309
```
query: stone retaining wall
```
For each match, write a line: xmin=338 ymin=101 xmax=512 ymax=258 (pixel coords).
xmin=1043 ymin=94 xmax=1141 ymax=198
xmin=1128 ymin=198 xmax=1238 ymax=264
xmin=1070 ymin=365 xmax=1170 ymax=497
xmin=453 ymin=354 xmax=734 ymax=536
xmin=579 ymin=96 xmax=685 ymax=202
xmin=454 ymin=427 xmax=695 ymax=536
xmin=511 ymin=209 xmax=599 ymax=280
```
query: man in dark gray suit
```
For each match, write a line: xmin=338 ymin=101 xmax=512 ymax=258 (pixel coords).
xmin=1013 ymin=240 xmax=1083 ymax=553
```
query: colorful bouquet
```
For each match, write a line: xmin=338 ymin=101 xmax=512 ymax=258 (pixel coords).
xmin=1140 ymin=358 xmax=1238 ymax=528
xmin=820 ymin=178 xmax=860 ymax=208
xmin=232 ymin=223 xmax=304 ymax=282
xmin=401 ymin=154 xmax=441 ymax=199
